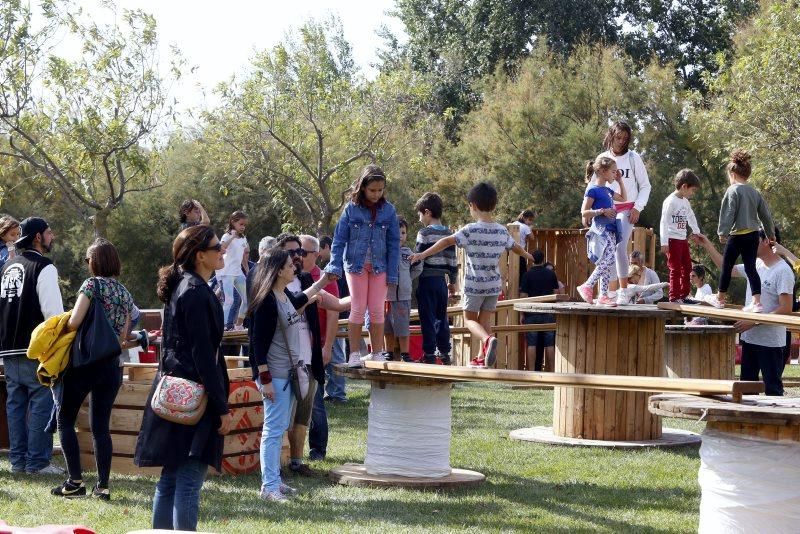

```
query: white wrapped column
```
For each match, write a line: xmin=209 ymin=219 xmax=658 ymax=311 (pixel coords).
xmin=365 ymin=384 xmax=452 ymax=477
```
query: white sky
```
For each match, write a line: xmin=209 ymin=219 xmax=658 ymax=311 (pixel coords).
xmin=74 ymin=0 xmax=404 ymax=114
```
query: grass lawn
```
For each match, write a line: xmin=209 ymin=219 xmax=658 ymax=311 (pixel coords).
xmin=0 ymin=380 xmax=722 ymax=534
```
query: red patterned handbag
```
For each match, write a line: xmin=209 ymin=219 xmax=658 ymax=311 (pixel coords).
xmin=150 ymin=374 xmax=208 ymax=425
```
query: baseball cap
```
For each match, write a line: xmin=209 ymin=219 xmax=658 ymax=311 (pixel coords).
xmin=15 ymin=217 xmax=50 ymax=247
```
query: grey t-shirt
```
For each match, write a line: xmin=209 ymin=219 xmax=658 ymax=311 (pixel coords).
xmin=735 ymin=259 xmax=795 ymax=347
xmin=267 ymin=293 xmax=303 ymax=379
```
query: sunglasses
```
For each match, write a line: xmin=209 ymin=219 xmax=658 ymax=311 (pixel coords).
xmin=202 ymin=243 xmax=223 ymax=252
xmin=288 ymin=249 xmax=307 ymax=258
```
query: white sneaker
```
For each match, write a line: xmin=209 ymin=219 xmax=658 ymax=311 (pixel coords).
xmin=743 ymin=302 xmax=764 ymax=313
xmin=703 ymin=294 xmax=725 ymax=309
xmin=360 ymin=351 xmax=389 ymax=363
xmin=346 ymin=351 xmax=363 ymax=368
xmin=279 ymin=483 xmax=297 ymax=496
xmin=30 ymin=464 xmax=65 ymax=475
xmin=615 ymin=287 xmax=632 ymax=306
xmin=260 ymin=489 xmax=289 ymax=502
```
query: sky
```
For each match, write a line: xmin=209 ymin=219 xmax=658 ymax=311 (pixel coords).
xmin=75 ymin=0 xmax=405 ymax=113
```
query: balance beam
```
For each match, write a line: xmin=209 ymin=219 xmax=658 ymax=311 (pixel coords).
xmin=658 ymin=302 xmax=800 ymax=329
xmin=361 ymin=361 xmax=764 ymax=402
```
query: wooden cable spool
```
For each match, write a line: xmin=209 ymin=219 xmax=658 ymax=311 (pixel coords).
xmin=663 ymin=325 xmax=736 ymax=380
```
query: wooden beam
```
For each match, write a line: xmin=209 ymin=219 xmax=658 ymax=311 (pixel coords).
xmin=360 ymin=361 xmax=764 ymax=399
xmin=658 ymin=302 xmax=800 ymax=328
xmin=336 ymin=323 xmax=557 ymax=338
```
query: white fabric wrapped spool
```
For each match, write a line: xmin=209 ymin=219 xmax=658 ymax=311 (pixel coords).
xmin=365 ymin=384 xmax=452 ymax=477
xmin=699 ymin=429 xmax=800 ymax=534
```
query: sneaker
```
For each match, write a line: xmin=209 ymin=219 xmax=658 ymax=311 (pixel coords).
xmin=682 ymin=297 xmax=699 ymax=305
xmin=279 ymin=482 xmax=298 ymax=496
xmin=439 ymin=354 xmax=452 ymax=366
xmin=346 ymin=351 xmax=363 ymax=368
xmin=400 ymin=352 xmax=413 ymax=363
xmin=31 ymin=464 xmax=66 ymax=475
xmin=468 ymin=357 xmax=487 ymax=368
xmin=483 ymin=337 xmax=499 ymax=368
xmin=703 ymin=294 xmax=725 ymax=309
xmin=309 ymin=450 xmax=325 ymax=461
xmin=289 ymin=463 xmax=318 ymax=477
xmin=51 ymin=479 xmax=86 ymax=498
xmin=260 ymin=489 xmax=289 ymax=502
xmin=11 ymin=466 xmax=25 ymax=474
xmin=360 ymin=351 xmax=389 ymax=363
xmin=743 ymin=302 xmax=764 ymax=313
xmin=615 ymin=288 xmax=631 ymax=306
xmin=597 ymin=294 xmax=617 ymax=307
xmin=422 ymin=353 xmax=437 ymax=364
xmin=91 ymin=484 xmax=110 ymax=501
xmin=577 ymin=284 xmax=594 ymax=304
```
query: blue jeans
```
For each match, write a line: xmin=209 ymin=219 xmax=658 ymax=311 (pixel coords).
xmin=417 ymin=276 xmax=451 ymax=356
xmin=226 ymin=286 xmax=242 ymax=328
xmin=309 ymin=382 xmax=328 ymax=458
xmin=152 ymin=458 xmax=209 ymax=530
xmin=260 ymin=377 xmax=293 ymax=492
xmin=324 ymin=336 xmax=347 ymax=400
xmin=4 ymin=356 xmax=54 ymax=472
xmin=219 ymin=274 xmax=247 ymax=326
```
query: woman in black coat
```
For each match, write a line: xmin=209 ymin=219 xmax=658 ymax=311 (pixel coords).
xmin=134 ymin=225 xmax=232 ymax=531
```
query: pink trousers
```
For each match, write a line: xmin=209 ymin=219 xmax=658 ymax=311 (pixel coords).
xmin=346 ymin=265 xmax=387 ymax=324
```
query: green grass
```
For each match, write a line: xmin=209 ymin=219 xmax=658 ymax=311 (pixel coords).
xmin=0 ymin=382 xmax=719 ymax=533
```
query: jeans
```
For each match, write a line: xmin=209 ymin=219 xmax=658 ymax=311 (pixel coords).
xmin=226 ymin=286 xmax=242 ymax=328
xmin=4 ymin=356 xmax=54 ymax=472
xmin=58 ymin=358 xmax=123 ymax=486
xmin=417 ymin=276 xmax=451 ymax=356
xmin=740 ymin=341 xmax=784 ymax=396
xmin=152 ymin=457 xmax=209 ymax=530
xmin=309 ymin=383 xmax=328 ymax=458
xmin=219 ymin=274 xmax=247 ymax=325
xmin=260 ymin=377 xmax=293 ymax=493
xmin=325 ymin=337 xmax=347 ymax=400
xmin=720 ymin=232 xmax=761 ymax=295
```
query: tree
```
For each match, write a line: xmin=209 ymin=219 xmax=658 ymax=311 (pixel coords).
xmin=696 ymin=0 xmax=800 ymax=243
xmin=204 ymin=18 xmax=437 ymax=235
xmin=0 ymin=3 xmax=178 ymax=236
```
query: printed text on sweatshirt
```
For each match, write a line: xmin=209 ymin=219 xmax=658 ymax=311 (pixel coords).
xmin=660 ymin=192 xmax=700 ymax=245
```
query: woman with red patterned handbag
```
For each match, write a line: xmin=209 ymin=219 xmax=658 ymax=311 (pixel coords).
xmin=135 ymin=225 xmax=233 ymax=531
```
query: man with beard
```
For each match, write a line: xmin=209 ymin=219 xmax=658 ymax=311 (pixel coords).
xmin=0 ymin=217 xmax=64 ymax=474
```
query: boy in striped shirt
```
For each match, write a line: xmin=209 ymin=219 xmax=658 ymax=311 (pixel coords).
xmin=411 ymin=183 xmax=533 ymax=368
xmin=413 ymin=193 xmax=458 ymax=364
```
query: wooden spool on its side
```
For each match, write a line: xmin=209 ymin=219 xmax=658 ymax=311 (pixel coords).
xmin=77 ymin=376 xmax=286 ymax=476
xmin=663 ymin=326 xmax=736 ymax=380
xmin=553 ymin=314 xmax=665 ymax=441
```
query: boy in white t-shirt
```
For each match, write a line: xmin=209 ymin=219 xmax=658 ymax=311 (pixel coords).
xmin=660 ymin=169 xmax=701 ymax=302
xmin=410 ymin=182 xmax=533 ymax=368
xmin=216 ymin=210 xmax=250 ymax=329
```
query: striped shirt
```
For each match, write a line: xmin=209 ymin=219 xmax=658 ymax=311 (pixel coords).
xmin=454 ymin=222 xmax=515 ymax=296
xmin=416 ymin=225 xmax=458 ymax=279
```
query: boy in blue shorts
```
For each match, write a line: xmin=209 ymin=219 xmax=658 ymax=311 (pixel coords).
xmin=411 ymin=182 xmax=534 ymax=368
xmin=385 ymin=217 xmax=423 ymax=361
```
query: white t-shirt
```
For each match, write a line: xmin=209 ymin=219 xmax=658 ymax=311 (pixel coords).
xmin=217 ymin=233 xmax=249 ymax=277
xmin=453 ymin=222 xmax=515 ymax=296
xmin=660 ymin=191 xmax=700 ymax=245
xmin=509 ymin=221 xmax=532 ymax=247
xmin=694 ymin=283 xmax=713 ymax=301
xmin=287 ymin=277 xmax=313 ymax=361
xmin=734 ymin=259 xmax=795 ymax=347
xmin=596 ymin=149 xmax=652 ymax=212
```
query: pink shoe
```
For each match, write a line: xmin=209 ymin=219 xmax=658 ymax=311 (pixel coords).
xmin=596 ymin=294 xmax=617 ymax=307
xmin=577 ymin=284 xmax=595 ymax=304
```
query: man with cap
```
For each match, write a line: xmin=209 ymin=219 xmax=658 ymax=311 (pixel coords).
xmin=0 ymin=217 xmax=64 ymax=474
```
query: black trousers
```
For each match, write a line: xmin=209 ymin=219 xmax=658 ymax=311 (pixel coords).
xmin=57 ymin=357 xmax=123 ymax=486
xmin=719 ymin=232 xmax=760 ymax=295
xmin=740 ymin=341 xmax=784 ymax=396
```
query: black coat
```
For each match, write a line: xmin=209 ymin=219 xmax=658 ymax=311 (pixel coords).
xmin=296 ymin=272 xmax=325 ymax=384
xmin=134 ymin=271 xmax=230 ymax=471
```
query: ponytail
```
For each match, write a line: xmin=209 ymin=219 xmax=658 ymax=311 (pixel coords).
xmin=157 ymin=225 xmax=216 ymax=303
xmin=157 ymin=263 xmax=182 ymax=303
xmin=584 ymin=161 xmax=595 ymax=184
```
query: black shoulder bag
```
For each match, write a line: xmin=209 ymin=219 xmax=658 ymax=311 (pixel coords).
xmin=71 ymin=281 xmax=123 ymax=368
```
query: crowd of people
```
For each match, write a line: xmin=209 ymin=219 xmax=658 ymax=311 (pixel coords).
xmin=1 ymin=120 xmax=799 ymax=531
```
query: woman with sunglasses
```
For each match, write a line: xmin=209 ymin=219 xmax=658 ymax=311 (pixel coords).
xmin=51 ymin=238 xmax=141 ymax=501
xmin=135 ymin=225 xmax=233 ymax=531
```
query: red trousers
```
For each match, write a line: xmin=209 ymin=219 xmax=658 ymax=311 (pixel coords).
xmin=667 ymin=238 xmax=691 ymax=301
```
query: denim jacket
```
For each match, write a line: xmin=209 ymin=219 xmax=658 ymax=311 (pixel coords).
xmin=325 ymin=201 xmax=401 ymax=285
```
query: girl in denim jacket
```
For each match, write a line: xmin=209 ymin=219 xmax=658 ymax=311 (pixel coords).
xmin=325 ymin=165 xmax=400 ymax=367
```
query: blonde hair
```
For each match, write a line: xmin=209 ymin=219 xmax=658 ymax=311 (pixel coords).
xmin=584 ymin=155 xmax=616 ymax=183
xmin=627 ymin=264 xmax=642 ymax=279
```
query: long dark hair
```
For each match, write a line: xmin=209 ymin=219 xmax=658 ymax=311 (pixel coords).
xmin=156 ymin=225 xmax=216 ymax=303
xmin=247 ymin=248 xmax=290 ymax=316
xmin=227 ymin=210 xmax=248 ymax=235
xmin=602 ymin=121 xmax=633 ymax=154
xmin=350 ymin=164 xmax=386 ymax=205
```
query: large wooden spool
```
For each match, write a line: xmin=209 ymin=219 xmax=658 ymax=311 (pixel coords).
xmin=77 ymin=368 xmax=287 ymax=476
xmin=664 ymin=325 xmax=736 ymax=380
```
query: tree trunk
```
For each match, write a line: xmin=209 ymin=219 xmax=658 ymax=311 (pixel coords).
xmin=92 ymin=209 xmax=110 ymax=238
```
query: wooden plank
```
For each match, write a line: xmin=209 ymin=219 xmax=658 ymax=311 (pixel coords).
xmin=77 ymin=407 xmax=143 ymax=432
xmin=604 ymin=316 xmax=619 ymax=440
xmin=78 ymin=453 xmax=162 ymax=476
xmin=592 ymin=315 xmax=607 ymax=440
xmin=625 ymin=317 xmax=637 ymax=439
xmin=658 ymin=302 xmax=800 ymax=328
